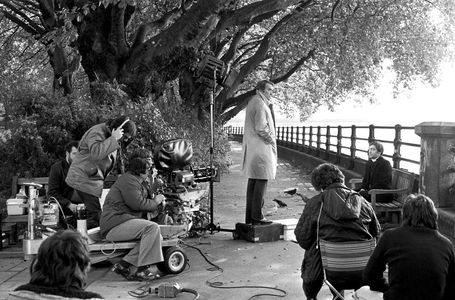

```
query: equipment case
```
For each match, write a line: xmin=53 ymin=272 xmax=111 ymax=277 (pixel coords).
xmin=234 ymin=222 xmax=283 ymax=243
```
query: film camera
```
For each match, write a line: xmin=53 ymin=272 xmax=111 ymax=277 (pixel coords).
xmin=152 ymin=139 xmax=217 ymax=232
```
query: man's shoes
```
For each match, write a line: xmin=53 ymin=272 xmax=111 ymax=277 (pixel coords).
xmin=252 ymin=218 xmax=273 ymax=225
xmin=112 ymin=263 xmax=131 ymax=279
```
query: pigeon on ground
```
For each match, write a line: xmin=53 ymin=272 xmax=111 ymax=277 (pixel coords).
xmin=283 ymin=188 xmax=297 ymax=196
xmin=273 ymin=198 xmax=288 ymax=207
xmin=283 ymin=187 xmax=310 ymax=202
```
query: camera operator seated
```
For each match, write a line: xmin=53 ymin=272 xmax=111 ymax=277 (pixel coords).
xmin=100 ymin=149 xmax=165 ymax=281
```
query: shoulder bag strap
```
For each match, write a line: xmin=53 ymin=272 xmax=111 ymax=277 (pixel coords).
xmin=315 ymin=194 xmax=324 ymax=249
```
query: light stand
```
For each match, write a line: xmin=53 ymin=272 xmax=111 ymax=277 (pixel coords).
xmin=196 ymin=56 xmax=234 ymax=234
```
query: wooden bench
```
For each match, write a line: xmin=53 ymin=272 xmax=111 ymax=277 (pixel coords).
xmin=349 ymin=168 xmax=417 ymax=224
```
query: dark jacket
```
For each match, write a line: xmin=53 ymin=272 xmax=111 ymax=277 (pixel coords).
xmin=364 ymin=225 xmax=455 ymax=300
xmin=8 ymin=283 xmax=103 ymax=299
xmin=295 ymin=183 xmax=381 ymax=248
xmin=48 ymin=159 xmax=73 ymax=207
xmin=361 ymin=156 xmax=393 ymax=203
xmin=100 ymin=172 xmax=159 ymax=238
xmin=66 ymin=123 xmax=119 ymax=198
xmin=294 ymin=183 xmax=381 ymax=296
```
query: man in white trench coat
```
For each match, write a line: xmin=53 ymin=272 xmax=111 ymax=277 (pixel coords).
xmin=242 ymin=80 xmax=277 ymax=225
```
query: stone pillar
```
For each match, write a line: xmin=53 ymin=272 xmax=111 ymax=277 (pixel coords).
xmin=415 ymin=122 xmax=455 ymax=208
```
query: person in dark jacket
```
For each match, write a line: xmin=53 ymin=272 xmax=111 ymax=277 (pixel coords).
xmin=359 ymin=141 xmax=393 ymax=203
xmin=66 ymin=116 xmax=136 ymax=229
xmin=363 ymin=193 xmax=455 ymax=300
xmin=100 ymin=149 xmax=164 ymax=281
xmin=8 ymin=230 xmax=103 ymax=300
xmin=48 ymin=140 xmax=79 ymax=228
xmin=294 ymin=163 xmax=381 ymax=300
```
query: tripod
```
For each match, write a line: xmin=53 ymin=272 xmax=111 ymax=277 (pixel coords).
xmin=201 ymin=63 xmax=234 ymax=234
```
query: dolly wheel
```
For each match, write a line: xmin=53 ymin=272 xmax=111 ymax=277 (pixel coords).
xmin=158 ymin=246 xmax=187 ymax=274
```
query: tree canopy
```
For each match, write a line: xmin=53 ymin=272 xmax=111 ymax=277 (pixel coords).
xmin=1 ymin=0 xmax=454 ymax=123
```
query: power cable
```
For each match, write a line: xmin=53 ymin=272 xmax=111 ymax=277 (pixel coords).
xmin=180 ymin=240 xmax=287 ymax=299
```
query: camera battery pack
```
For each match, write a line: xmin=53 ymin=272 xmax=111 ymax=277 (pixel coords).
xmin=235 ymin=222 xmax=283 ymax=243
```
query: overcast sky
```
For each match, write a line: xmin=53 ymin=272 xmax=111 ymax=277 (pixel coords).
xmin=227 ymin=63 xmax=455 ymax=128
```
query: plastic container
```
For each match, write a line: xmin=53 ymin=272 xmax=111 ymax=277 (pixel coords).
xmin=41 ymin=202 xmax=59 ymax=228
xmin=7 ymin=198 xmax=26 ymax=215
xmin=275 ymin=218 xmax=298 ymax=241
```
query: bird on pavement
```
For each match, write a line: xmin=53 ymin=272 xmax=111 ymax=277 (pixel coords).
xmin=273 ymin=199 xmax=287 ymax=207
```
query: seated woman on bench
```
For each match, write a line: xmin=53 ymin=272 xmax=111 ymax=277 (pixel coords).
xmin=100 ymin=149 xmax=165 ymax=281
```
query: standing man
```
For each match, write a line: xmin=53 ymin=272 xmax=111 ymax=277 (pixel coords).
xmin=359 ymin=141 xmax=393 ymax=203
xmin=242 ymin=80 xmax=277 ymax=225
xmin=66 ymin=116 xmax=136 ymax=229
xmin=48 ymin=140 xmax=79 ymax=228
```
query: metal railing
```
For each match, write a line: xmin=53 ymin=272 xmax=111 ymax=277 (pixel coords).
xmin=225 ymin=124 xmax=420 ymax=173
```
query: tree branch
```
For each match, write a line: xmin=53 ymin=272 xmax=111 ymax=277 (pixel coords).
xmin=219 ymin=91 xmax=254 ymax=123
xmin=222 ymin=2 xmax=307 ymax=101
xmin=218 ymin=1 xmax=314 ymax=115
xmin=331 ymin=0 xmax=341 ymax=21
xmin=109 ymin=3 xmax=129 ymax=57
xmin=1 ymin=9 xmax=40 ymax=36
xmin=0 ymin=0 xmax=45 ymax=35
xmin=210 ymin=0 xmax=304 ymax=38
xmin=37 ymin=0 xmax=56 ymax=29
xmin=131 ymin=0 xmax=195 ymax=50
xmin=220 ymin=26 xmax=249 ymax=63
xmin=272 ymin=49 xmax=315 ymax=83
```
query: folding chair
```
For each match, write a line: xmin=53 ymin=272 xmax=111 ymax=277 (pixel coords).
xmin=318 ymin=239 xmax=376 ymax=300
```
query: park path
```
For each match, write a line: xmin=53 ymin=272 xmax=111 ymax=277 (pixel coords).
xmin=0 ymin=141 xmax=339 ymax=300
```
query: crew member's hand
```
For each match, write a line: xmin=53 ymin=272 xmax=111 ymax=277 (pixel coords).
xmin=112 ymin=119 xmax=129 ymax=141
xmin=154 ymin=194 xmax=166 ymax=206
xmin=112 ymin=126 xmax=124 ymax=141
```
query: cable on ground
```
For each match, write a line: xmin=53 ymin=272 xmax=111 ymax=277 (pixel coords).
xmin=179 ymin=240 xmax=287 ymax=300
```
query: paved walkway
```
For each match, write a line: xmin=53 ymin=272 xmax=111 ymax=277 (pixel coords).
xmin=0 ymin=141 xmax=336 ymax=300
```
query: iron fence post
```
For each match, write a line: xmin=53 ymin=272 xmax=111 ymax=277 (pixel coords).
xmin=368 ymin=124 xmax=375 ymax=143
xmin=309 ymin=126 xmax=313 ymax=154
xmin=301 ymin=126 xmax=306 ymax=152
xmin=326 ymin=126 xmax=331 ymax=160
xmin=316 ymin=126 xmax=322 ymax=157
xmin=336 ymin=126 xmax=342 ymax=164
xmin=393 ymin=124 xmax=402 ymax=169
xmin=350 ymin=125 xmax=357 ymax=169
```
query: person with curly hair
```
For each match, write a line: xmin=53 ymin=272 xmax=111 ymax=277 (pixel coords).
xmin=8 ymin=230 xmax=103 ymax=299
xmin=294 ymin=163 xmax=381 ymax=300
xmin=100 ymin=148 xmax=165 ymax=281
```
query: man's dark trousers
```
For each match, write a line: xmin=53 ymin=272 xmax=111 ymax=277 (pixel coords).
xmin=246 ymin=178 xmax=268 ymax=224
xmin=71 ymin=190 xmax=101 ymax=229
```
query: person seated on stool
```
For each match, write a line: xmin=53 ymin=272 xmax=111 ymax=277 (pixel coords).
xmin=358 ymin=141 xmax=394 ymax=203
xmin=8 ymin=230 xmax=103 ymax=300
xmin=363 ymin=194 xmax=455 ymax=300
xmin=294 ymin=163 xmax=381 ymax=300
xmin=100 ymin=148 xmax=164 ymax=281
xmin=48 ymin=140 xmax=79 ymax=228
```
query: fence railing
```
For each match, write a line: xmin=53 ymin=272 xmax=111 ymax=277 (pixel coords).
xmin=225 ymin=124 xmax=421 ymax=174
